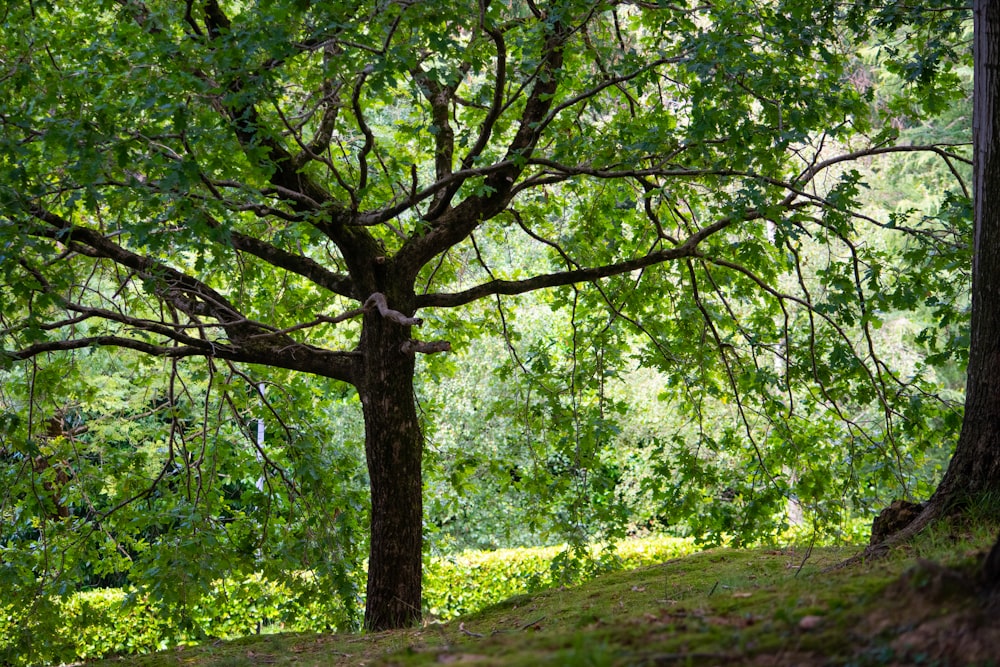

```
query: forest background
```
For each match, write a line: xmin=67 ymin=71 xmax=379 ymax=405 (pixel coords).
xmin=0 ymin=0 xmax=978 ymax=663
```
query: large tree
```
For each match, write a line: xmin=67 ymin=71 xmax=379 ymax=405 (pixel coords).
xmin=0 ymin=0 xmax=969 ymax=629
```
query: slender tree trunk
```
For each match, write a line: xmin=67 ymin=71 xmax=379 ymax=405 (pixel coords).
xmin=358 ymin=310 xmax=424 ymax=631
xmin=928 ymin=0 xmax=1000 ymax=509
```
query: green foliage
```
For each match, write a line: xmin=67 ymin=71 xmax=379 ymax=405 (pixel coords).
xmin=849 ymin=0 xmax=971 ymax=119
xmin=0 ymin=573 xmax=356 ymax=666
xmin=0 ymin=0 xmax=977 ymax=640
xmin=424 ymin=536 xmax=695 ymax=621
xmin=0 ymin=351 xmax=367 ymax=662
xmin=419 ymin=160 xmax=971 ymax=549
xmin=0 ymin=536 xmax=690 ymax=665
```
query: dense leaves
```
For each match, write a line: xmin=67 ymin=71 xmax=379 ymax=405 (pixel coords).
xmin=0 ymin=536 xmax=692 ymax=666
xmin=0 ymin=0 xmax=973 ymax=643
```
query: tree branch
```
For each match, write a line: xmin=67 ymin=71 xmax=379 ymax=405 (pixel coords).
xmin=364 ymin=292 xmax=422 ymax=326
xmin=202 ymin=214 xmax=357 ymax=299
xmin=410 ymin=64 xmax=459 ymax=217
xmin=415 ymin=243 xmax=699 ymax=309
xmin=415 ymin=199 xmax=773 ymax=309
xmin=400 ymin=339 xmax=451 ymax=355
xmin=395 ymin=12 xmax=571 ymax=280
xmin=16 ymin=203 xmax=362 ymax=383
xmin=195 ymin=7 xmax=382 ymax=269
xmin=351 ymin=64 xmax=376 ymax=198
xmin=4 ymin=333 xmax=361 ymax=384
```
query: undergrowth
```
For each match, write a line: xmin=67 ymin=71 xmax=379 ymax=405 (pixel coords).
xmin=0 ymin=536 xmax=695 ymax=666
xmin=79 ymin=514 xmax=1000 ymax=667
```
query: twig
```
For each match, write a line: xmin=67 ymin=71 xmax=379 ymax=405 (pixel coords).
xmin=459 ymin=622 xmax=484 ymax=638
xmin=519 ymin=616 xmax=546 ymax=630
xmin=795 ymin=527 xmax=819 ymax=576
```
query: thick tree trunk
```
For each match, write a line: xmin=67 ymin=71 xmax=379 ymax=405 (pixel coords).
xmin=929 ymin=0 xmax=1000 ymax=509
xmin=358 ymin=309 xmax=424 ymax=631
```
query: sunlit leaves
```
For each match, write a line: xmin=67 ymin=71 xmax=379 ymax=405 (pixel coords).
xmin=0 ymin=0 xmax=978 ymax=645
xmin=0 ymin=348 xmax=366 ymax=660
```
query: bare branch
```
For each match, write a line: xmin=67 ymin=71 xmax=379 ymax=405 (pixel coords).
xmin=5 ymin=333 xmax=362 ymax=384
xmin=400 ymin=339 xmax=452 ymax=354
xmin=6 ymin=335 xmax=217 ymax=360
xmin=245 ymin=305 xmax=367 ymax=339
xmin=364 ymin=292 xmax=422 ymax=326
xmin=352 ymin=65 xmax=376 ymax=198
xmin=415 ymin=242 xmax=697 ymax=309
xmin=794 ymin=143 xmax=972 ymax=188
xmin=414 ymin=203 xmax=773 ymax=309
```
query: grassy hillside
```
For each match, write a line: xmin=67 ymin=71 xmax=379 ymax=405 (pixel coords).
xmin=85 ymin=518 xmax=1000 ymax=667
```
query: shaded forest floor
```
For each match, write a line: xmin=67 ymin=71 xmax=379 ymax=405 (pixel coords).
xmin=90 ymin=521 xmax=1000 ymax=667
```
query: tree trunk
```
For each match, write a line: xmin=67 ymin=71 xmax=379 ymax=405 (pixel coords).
xmin=928 ymin=0 xmax=1000 ymax=509
xmin=358 ymin=309 xmax=424 ymax=631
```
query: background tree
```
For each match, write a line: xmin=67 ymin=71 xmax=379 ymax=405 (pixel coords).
xmin=866 ymin=0 xmax=999 ymax=550
xmin=931 ymin=0 xmax=1000 ymax=507
xmin=0 ymin=0 xmax=970 ymax=629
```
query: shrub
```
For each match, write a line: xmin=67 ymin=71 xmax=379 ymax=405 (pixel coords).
xmin=0 ymin=536 xmax=694 ymax=665
xmin=423 ymin=536 xmax=695 ymax=620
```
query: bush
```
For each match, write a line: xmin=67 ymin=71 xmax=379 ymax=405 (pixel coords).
xmin=0 ymin=536 xmax=694 ymax=665
xmin=0 ymin=575 xmax=348 ymax=666
xmin=1 ymin=589 xmax=174 ymax=666
xmin=423 ymin=536 xmax=695 ymax=620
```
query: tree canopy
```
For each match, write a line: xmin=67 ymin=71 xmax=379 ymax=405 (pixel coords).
xmin=0 ymin=0 xmax=973 ymax=634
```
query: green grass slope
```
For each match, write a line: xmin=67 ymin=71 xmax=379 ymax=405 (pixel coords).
xmin=89 ymin=523 xmax=1000 ymax=667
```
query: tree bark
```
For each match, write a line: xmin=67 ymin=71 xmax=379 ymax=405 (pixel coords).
xmin=357 ymin=306 xmax=424 ymax=631
xmin=927 ymin=0 xmax=1000 ymax=509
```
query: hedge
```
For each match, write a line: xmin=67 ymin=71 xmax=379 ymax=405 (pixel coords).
xmin=0 ymin=535 xmax=695 ymax=665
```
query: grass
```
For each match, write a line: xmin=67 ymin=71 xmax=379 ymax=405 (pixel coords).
xmin=87 ymin=519 xmax=1000 ymax=667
